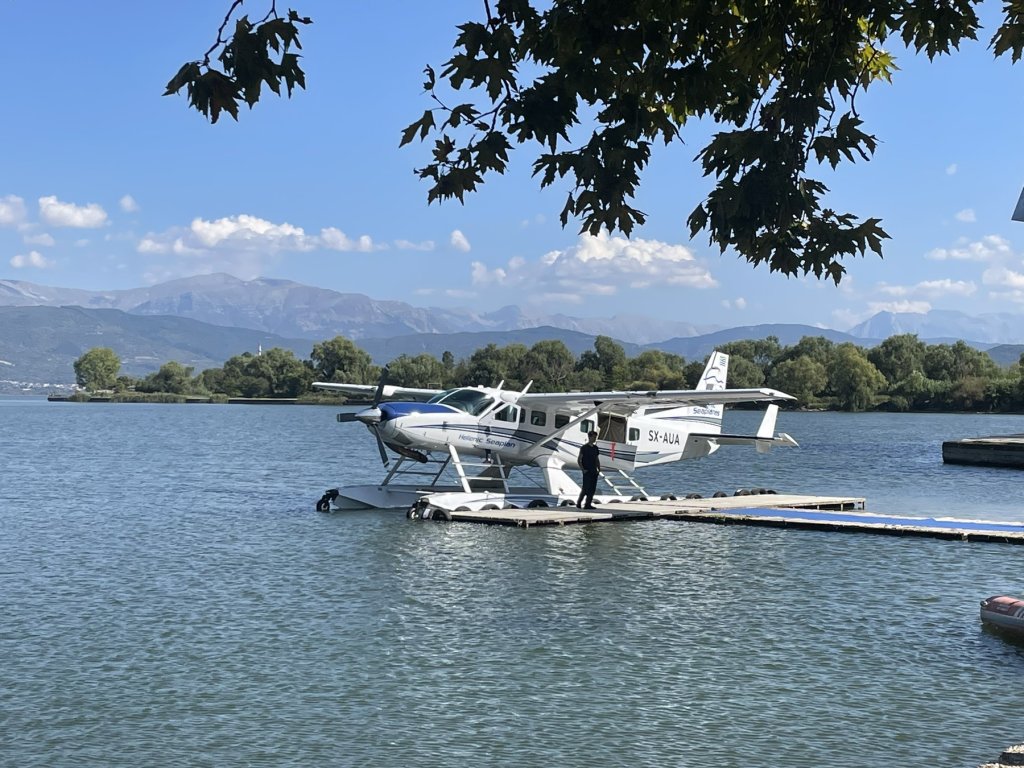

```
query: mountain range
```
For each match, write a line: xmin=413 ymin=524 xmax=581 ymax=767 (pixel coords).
xmin=0 ymin=273 xmax=714 ymax=344
xmin=1 ymin=273 xmax=1021 ymax=391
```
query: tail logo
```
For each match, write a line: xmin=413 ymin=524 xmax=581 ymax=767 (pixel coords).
xmin=701 ymin=353 xmax=728 ymax=390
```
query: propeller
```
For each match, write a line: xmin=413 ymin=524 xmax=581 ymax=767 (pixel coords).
xmin=335 ymin=366 xmax=389 ymax=424
xmin=372 ymin=427 xmax=390 ymax=466
xmin=367 ymin=366 xmax=391 ymax=466
xmin=372 ymin=366 xmax=389 ymax=407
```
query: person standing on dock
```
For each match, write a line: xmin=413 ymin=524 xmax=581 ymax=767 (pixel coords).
xmin=577 ymin=430 xmax=601 ymax=509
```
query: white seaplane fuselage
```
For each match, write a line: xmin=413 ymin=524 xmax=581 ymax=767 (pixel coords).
xmin=372 ymin=397 xmax=728 ymax=474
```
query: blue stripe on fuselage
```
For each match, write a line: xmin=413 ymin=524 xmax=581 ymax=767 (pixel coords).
xmin=379 ymin=402 xmax=456 ymax=420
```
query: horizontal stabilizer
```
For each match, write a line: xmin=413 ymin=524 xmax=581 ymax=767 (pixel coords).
xmin=689 ymin=422 xmax=799 ymax=454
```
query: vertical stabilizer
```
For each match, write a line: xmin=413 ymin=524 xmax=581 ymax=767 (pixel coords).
xmin=697 ymin=351 xmax=729 ymax=391
xmin=756 ymin=403 xmax=780 ymax=439
xmin=1013 ymin=187 xmax=1024 ymax=222
xmin=645 ymin=351 xmax=728 ymax=431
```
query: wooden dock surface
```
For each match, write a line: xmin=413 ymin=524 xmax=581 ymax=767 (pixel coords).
xmin=431 ymin=493 xmax=1024 ymax=543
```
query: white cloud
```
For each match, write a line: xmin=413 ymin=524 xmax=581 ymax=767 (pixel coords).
xmin=120 ymin=195 xmax=139 ymax=213
xmin=395 ymin=239 xmax=435 ymax=251
xmin=9 ymin=250 xmax=52 ymax=269
xmin=915 ymin=279 xmax=976 ymax=297
xmin=926 ymin=235 xmax=1011 ymax=262
xmin=38 ymin=195 xmax=108 ymax=228
xmin=988 ymin=290 xmax=1024 ymax=303
xmin=954 ymin=208 xmax=976 ymax=223
xmin=946 ymin=164 xmax=957 ymax=175
xmin=139 ymin=215 xmax=384 ymax=276
xmin=137 ymin=237 xmax=167 ymax=254
xmin=470 ymin=232 xmax=717 ymax=300
xmin=543 ymin=231 xmax=716 ymax=287
xmin=0 ymin=195 xmax=27 ymax=227
xmin=136 ymin=212 xmax=419 ymax=280
xmin=538 ymin=292 xmax=584 ymax=304
xmin=192 ymin=214 xmax=314 ymax=250
xmin=982 ymin=265 xmax=1024 ymax=290
xmin=450 ymin=229 xmax=471 ymax=252
xmin=721 ymin=297 xmax=747 ymax=310
xmin=877 ymin=279 xmax=975 ymax=298
xmin=320 ymin=227 xmax=378 ymax=252
xmin=23 ymin=232 xmax=55 ymax=247
xmin=867 ymin=300 xmax=932 ymax=314
xmin=471 ymin=261 xmax=507 ymax=284
xmin=877 ymin=283 xmax=908 ymax=297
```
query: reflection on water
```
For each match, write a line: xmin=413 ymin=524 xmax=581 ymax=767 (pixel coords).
xmin=1 ymin=400 xmax=1023 ymax=767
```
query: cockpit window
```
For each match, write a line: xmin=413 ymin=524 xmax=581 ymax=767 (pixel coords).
xmin=426 ymin=388 xmax=495 ymax=416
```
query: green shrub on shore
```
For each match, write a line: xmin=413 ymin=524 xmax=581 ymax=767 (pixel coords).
xmin=110 ymin=392 xmax=188 ymax=403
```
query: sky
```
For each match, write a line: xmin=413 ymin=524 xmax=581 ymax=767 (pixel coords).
xmin=2 ymin=1 xmax=1024 ymax=331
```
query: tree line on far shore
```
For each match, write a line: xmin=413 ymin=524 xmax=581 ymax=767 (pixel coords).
xmin=71 ymin=333 xmax=1024 ymax=413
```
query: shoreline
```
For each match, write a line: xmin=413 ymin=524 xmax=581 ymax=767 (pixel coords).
xmin=44 ymin=394 xmax=361 ymax=405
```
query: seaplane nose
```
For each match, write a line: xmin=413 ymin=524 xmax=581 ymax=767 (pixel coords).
xmin=354 ymin=407 xmax=382 ymax=425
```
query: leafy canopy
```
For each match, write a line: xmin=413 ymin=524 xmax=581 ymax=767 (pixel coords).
xmin=73 ymin=347 xmax=121 ymax=391
xmin=173 ymin=1 xmax=1024 ymax=281
xmin=165 ymin=1 xmax=311 ymax=124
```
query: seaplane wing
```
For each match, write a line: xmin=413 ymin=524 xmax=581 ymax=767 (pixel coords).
xmin=312 ymin=381 xmax=442 ymax=401
xmin=517 ymin=387 xmax=794 ymax=410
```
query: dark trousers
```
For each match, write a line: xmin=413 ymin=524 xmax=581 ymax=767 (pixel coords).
xmin=578 ymin=471 xmax=599 ymax=507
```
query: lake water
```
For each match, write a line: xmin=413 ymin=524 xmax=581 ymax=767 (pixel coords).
xmin=2 ymin=400 xmax=1023 ymax=767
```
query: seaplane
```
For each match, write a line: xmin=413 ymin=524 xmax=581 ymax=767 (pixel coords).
xmin=312 ymin=350 xmax=798 ymax=515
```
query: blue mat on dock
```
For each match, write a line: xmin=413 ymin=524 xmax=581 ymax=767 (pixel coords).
xmin=731 ymin=507 xmax=1024 ymax=533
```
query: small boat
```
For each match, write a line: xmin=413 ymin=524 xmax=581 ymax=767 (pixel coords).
xmin=980 ymin=595 xmax=1024 ymax=636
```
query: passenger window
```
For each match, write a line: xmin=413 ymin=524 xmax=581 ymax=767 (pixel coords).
xmin=494 ymin=406 xmax=514 ymax=422
xmin=628 ymin=427 xmax=640 ymax=442
xmin=530 ymin=410 xmax=546 ymax=426
xmin=519 ymin=408 xmax=526 ymax=423
xmin=581 ymin=419 xmax=594 ymax=433
xmin=555 ymin=414 xmax=569 ymax=428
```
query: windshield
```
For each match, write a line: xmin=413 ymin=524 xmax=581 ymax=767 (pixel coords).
xmin=426 ymin=388 xmax=495 ymax=416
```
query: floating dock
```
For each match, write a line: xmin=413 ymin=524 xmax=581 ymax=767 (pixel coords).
xmin=943 ymin=434 xmax=1024 ymax=468
xmin=420 ymin=493 xmax=1024 ymax=543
